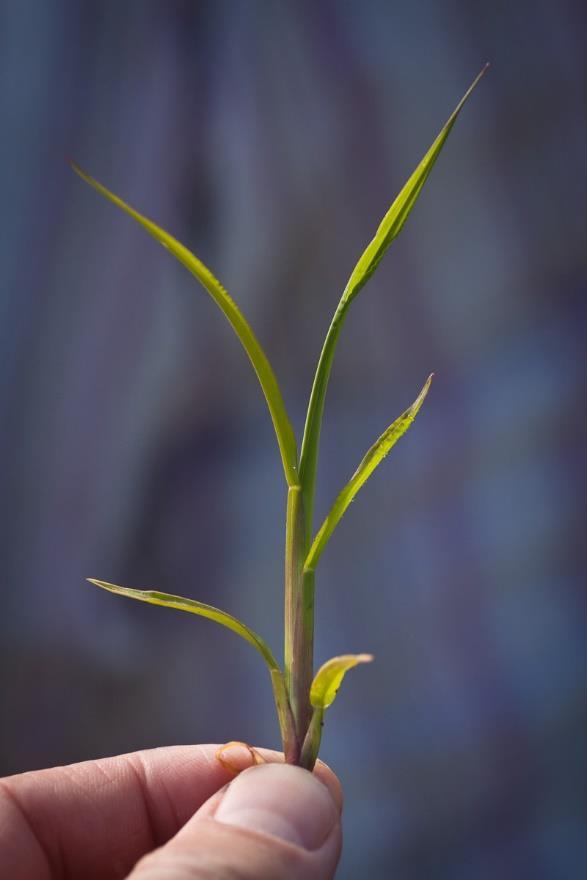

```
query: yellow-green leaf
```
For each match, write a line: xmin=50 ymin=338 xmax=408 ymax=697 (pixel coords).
xmin=305 ymin=374 xmax=433 ymax=571
xmin=87 ymin=579 xmax=280 ymax=671
xmin=299 ymin=66 xmax=488 ymax=541
xmin=72 ymin=165 xmax=298 ymax=488
xmin=310 ymin=654 xmax=373 ymax=710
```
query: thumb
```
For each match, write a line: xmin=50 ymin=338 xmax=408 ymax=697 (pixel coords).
xmin=128 ymin=762 xmax=342 ymax=880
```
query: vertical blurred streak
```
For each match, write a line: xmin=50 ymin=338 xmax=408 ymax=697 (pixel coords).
xmin=0 ymin=3 xmax=191 ymax=641
xmin=0 ymin=1 xmax=84 ymax=630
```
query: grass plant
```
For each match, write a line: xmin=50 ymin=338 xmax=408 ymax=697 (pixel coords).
xmin=74 ymin=66 xmax=487 ymax=771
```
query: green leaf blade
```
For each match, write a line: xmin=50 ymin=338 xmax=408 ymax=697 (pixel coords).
xmin=310 ymin=653 xmax=373 ymax=710
xmin=87 ymin=578 xmax=280 ymax=672
xmin=72 ymin=165 xmax=298 ymax=488
xmin=299 ymin=65 xmax=488 ymax=539
xmin=341 ymin=64 xmax=489 ymax=307
xmin=305 ymin=373 xmax=433 ymax=572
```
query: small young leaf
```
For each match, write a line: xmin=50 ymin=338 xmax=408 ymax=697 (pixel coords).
xmin=310 ymin=653 xmax=373 ymax=710
xmin=299 ymin=66 xmax=488 ymax=539
xmin=72 ymin=165 xmax=299 ymax=488
xmin=305 ymin=374 xmax=433 ymax=571
xmin=87 ymin=578 xmax=280 ymax=671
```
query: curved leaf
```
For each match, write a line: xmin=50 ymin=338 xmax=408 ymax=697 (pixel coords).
xmin=299 ymin=66 xmax=488 ymax=539
xmin=310 ymin=653 xmax=373 ymax=710
xmin=305 ymin=374 xmax=433 ymax=571
xmin=72 ymin=165 xmax=299 ymax=488
xmin=87 ymin=578 xmax=280 ymax=671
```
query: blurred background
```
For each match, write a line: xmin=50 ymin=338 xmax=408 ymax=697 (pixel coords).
xmin=1 ymin=1 xmax=586 ymax=877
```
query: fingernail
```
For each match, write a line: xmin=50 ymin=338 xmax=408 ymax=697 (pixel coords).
xmin=215 ymin=763 xmax=337 ymax=850
xmin=215 ymin=741 xmax=265 ymax=774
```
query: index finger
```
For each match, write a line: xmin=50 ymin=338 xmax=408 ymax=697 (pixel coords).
xmin=0 ymin=744 xmax=340 ymax=880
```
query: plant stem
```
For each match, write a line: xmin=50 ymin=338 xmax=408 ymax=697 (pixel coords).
xmin=299 ymin=308 xmax=346 ymax=547
xmin=284 ymin=485 xmax=314 ymax=762
xmin=300 ymin=706 xmax=323 ymax=771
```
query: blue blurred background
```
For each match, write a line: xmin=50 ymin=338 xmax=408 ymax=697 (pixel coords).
xmin=1 ymin=1 xmax=586 ymax=877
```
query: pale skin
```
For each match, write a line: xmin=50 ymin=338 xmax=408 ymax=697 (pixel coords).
xmin=0 ymin=744 xmax=343 ymax=880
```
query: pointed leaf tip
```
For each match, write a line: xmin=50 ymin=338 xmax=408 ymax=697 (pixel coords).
xmin=86 ymin=578 xmax=280 ymax=672
xmin=310 ymin=653 xmax=374 ymax=710
xmin=304 ymin=373 xmax=433 ymax=572
xmin=299 ymin=68 xmax=485 ymax=531
xmin=72 ymin=165 xmax=298 ymax=487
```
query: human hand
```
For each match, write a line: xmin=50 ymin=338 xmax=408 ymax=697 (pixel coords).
xmin=0 ymin=743 xmax=342 ymax=879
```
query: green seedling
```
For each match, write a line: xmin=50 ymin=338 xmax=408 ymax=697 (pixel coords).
xmin=75 ymin=66 xmax=487 ymax=771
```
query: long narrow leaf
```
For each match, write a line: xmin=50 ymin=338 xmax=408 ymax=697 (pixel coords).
xmin=72 ymin=165 xmax=299 ymax=488
xmin=310 ymin=653 xmax=373 ymax=710
xmin=87 ymin=578 xmax=280 ymax=671
xmin=305 ymin=374 xmax=433 ymax=571
xmin=299 ymin=66 xmax=488 ymax=539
